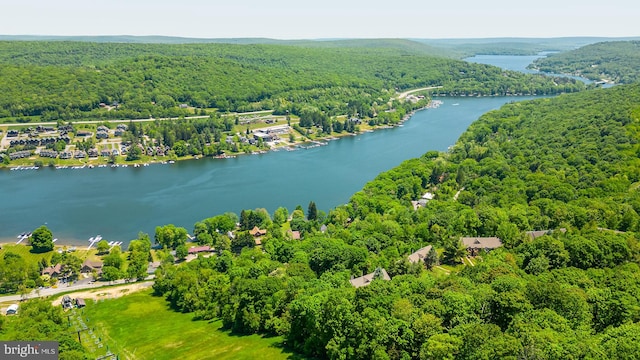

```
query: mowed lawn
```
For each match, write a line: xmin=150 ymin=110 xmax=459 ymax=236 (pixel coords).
xmin=83 ymin=290 xmax=298 ymax=360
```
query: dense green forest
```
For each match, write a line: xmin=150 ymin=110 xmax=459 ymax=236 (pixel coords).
xmin=0 ymin=41 xmax=584 ymax=123
xmin=531 ymin=41 xmax=640 ymax=84
xmin=137 ymin=84 xmax=640 ymax=359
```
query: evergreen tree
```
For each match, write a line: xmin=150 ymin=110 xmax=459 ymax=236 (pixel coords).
xmin=424 ymin=246 xmax=439 ymax=270
xmin=308 ymin=201 xmax=318 ymax=221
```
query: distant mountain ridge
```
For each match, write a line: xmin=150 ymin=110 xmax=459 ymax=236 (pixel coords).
xmin=2 ymin=35 xmax=638 ymax=58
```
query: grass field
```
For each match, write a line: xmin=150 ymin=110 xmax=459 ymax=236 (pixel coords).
xmin=82 ymin=290 xmax=300 ymax=360
xmin=0 ymin=243 xmax=55 ymax=263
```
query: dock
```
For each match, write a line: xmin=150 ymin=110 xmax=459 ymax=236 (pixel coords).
xmin=87 ymin=235 xmax=102 ymax=250
xmin=108 ymin=241 xmax=123 ymax=250
xmin=16 ymin=232 xmax=30 ymax=244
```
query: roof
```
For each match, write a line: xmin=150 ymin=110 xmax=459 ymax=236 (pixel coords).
xmin=461 ymin=237 xmax=503 ymax=249
xmin=290 ymin=230 xmax=301 ymax=240
xmin=422 ymin=192 xmax=435 ymax=200
xmin=82 ymin=259 xmax=103 ymax=270
xmin=76 ymin=298 xmax=86 ymax=306
xmin=188 ymin=245 xmax=212 ymax=254
xmin=349 ymin=268 xmax=391 ymax=288
xmin=408 ymin=245 xmax=433 ymax=264
xmin=249 ymin=226 xmax=267 ymax=237
xmin=42 ymin=263 xmax=62 ymax=276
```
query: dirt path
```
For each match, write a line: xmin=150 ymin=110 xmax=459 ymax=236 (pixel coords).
xmin=51 ymin=281 xmax=153 ymax=306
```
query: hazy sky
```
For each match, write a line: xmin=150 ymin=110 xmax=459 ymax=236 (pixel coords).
xmin=2 ymin=0 xmax=638 ymax=39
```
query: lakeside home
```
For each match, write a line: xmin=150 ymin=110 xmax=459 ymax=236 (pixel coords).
xmin=349 ymin=268 xmax=391 ymax=288
xmin=407 ymin=245 xmax=433 ymax=264
xmin=461 ymin=237 xmax=503 ymax=256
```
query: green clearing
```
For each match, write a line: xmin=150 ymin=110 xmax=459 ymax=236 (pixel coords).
xmin=83 ymin=290 xmax=299 ymax=360
xmin=0 ymin=244 xmax=54 ymax=263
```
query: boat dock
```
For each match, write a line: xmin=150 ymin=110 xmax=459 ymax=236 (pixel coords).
xmin=16 ymin=232 xmax=31 ymax=244
xmin=87 ymin=235 xmax=102 ymax=250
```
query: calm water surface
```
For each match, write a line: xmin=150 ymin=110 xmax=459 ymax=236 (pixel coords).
xmin=464 ymin=53 xmax=597 ymax=84
xmin=1 ymin=96 xmax=540 ymax=245
xmin=2 ymin=54 xmax=564 ymax=245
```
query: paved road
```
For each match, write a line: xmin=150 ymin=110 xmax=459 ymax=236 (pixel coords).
xmin=0 ymin=109 xmax=277 ymax=128
xmin=0 ymin=116 xmax=211 ymax=128
xmin=0 ymin=277 xmax=154 ymax=303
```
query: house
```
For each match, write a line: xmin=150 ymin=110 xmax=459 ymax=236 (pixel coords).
xmin=81 ymin=259 xmax=103 ymax=275
xmin=41 ymin=263 xmax=62 ymax=278
xmin=249 ymin=226 xmax=267 ymax=237
xmin=253 ymin=131 xmax=276 ymax=142
xmin=408 ymin=245 xmax=433 ymax=264
xmin=320 ymin=224 xmax=328 ymax=233
xmin=76 ymin=130 xmax=92 ymax=137
xmin=461 ymin=237 xmax=503 ymax=256
xmin=188 ymin=245 xmax=212 ymax=254
xmin=75 ymin=298 xmax=86 ymax=308
xmin=526 ymin=228 xmax=567 ymax=239
xmin=6 ymin=304 xmax=18 ymax=315
xmin=9 ymin=150 xmax=31 ymax=160
xmin=59 ymin=151 xmax=73 ymax=159
xmin=349 ymin=268 xmax=391 ymax=288
xmin=39 ymin=150 xmax=59 ymax=158
xmin=61 ymin=295 xmax=73 ymax=309
xmin=288 ymin=230 xmax=301 ymax=240
xmin=412 ymin=192 xmax=435 ymax=210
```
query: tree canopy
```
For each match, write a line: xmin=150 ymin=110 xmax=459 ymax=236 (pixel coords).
xmin=531 ymin=40 xmax=640 ymax=84
xmin=29 ymin=225 xmax=54 ymax=253
xmin=149 ymin=84 xmax=640 ymax=359
xmin=0 ymin=41 xmax=584 ymax=124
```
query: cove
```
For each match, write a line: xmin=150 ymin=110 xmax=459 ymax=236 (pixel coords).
xmin=0 ymin=96 xmax=540 ymax=245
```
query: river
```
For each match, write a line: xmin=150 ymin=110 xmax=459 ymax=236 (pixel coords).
xmin=0 ymin=55 xmax=576 ymax=246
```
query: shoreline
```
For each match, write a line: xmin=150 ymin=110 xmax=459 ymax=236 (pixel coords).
xmin=1 ymin=104 xmax=437 ymax=171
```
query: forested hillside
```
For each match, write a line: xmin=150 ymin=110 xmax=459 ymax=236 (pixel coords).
xmin=531 ymin=40 xmax=640 ymax=84
xmin=146 ymin=84 xmax=640 ymax=359
xmin=0 ymin=41 xmax=583 ymax=123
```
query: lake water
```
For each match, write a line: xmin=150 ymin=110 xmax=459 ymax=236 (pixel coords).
xmin=464 ymin=53 xmax=597 ymax=84
xmin=0 ymin=54 xmax=563 ymax=246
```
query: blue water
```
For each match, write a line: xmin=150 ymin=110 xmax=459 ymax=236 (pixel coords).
xmin=1 ymin=54 xmax=570 ymax=245
xmin=464 ymin=53 xmax=595 ymax=84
